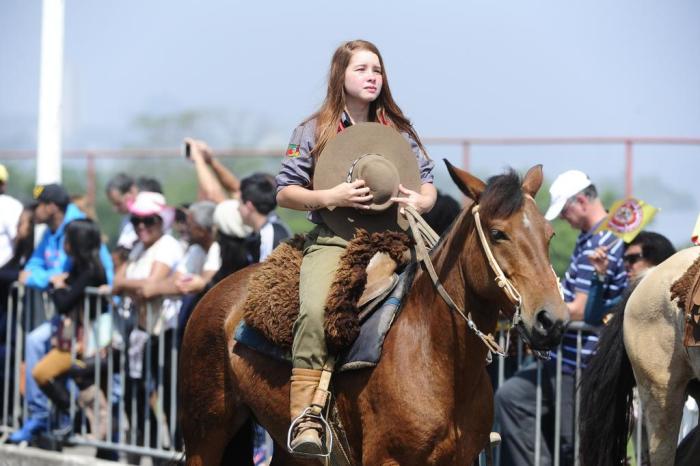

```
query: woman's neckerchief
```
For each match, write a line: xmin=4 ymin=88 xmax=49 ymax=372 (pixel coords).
xmin=337 ymin=109 xmax=390 ymax=133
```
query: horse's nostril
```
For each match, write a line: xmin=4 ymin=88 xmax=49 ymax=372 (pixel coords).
xmin=536 ymin=309 xmax=555 ymax=332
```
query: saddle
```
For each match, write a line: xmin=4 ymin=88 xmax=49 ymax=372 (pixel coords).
xmin=671 ymin=254 xmax=700 ymax=347
xmin=239 ymin=229 xmax=413 ymax=355
xmin=235 ymin=265 xmax=416 ymax=372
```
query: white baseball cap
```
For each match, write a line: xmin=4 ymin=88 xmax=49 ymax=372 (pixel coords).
xmin=213 ymin=199 xmax=253 ymax=239
xmin=544 ymin=170 xmax=592 ymax=221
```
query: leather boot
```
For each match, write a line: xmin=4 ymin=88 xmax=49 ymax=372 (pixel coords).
xmin=288 ymin=368 xmax=328 ymax=456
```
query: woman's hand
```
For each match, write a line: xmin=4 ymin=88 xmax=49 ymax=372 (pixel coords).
xmin=176 ymin=274 xmax=206 ymax=294
xmin=391 ymin=184 xmax=434 ymax=215
xmin=184 ymin=137 xmax=213 ymax=165
xmin=326 ymin=180 xmax=373 ymax=210
xmin=50 ymin=272 xmax=69 ymax=289
xmin=589 ymin=245 xmax=610 ymax=278
xmin=139 ymin=281 xmax=160 ymax=299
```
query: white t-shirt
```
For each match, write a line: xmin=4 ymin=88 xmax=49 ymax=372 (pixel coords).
xmin=176 ymin=242 xmax=221 ymax=276
xmin=126 ymin=234 xmax=184 ymax=333
xmin=0 ymin=194 xmax=23 ymax=268
xmin=203 ymin=241 xmax=221 ymax=272
xmin=116 ymin=219 xmax=138 ymax=250
xmin=126 ymin=234 xmax=183 ymax=279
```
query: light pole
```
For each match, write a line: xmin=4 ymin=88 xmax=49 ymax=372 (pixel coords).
xmin=35 ymin=0 xmax=65 ymax=185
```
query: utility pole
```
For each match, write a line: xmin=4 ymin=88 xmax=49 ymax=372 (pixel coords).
xmin=35 ymin=0 xmax=65 ymax=185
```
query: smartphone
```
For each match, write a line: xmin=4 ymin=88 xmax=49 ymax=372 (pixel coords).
xmin=182 ymin=141 xmax=191 ymax=159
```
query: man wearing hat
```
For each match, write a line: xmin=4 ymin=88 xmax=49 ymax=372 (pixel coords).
xmin=276 ymin=122 xmax=436 ymax=455
xmin=495 ymin=170 xmax=627 ymax=466
xmin=0 ymin=164 xmax=24 ymax=270
xmin=10 ymin=183 xmax=114 ymax=444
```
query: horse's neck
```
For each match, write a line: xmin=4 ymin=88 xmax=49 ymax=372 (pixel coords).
xmin=401 ymin=213 xmax=495 ymax=367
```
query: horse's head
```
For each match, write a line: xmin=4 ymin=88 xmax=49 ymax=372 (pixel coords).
xmin=445 ymin=161 xmax=569 ymax=351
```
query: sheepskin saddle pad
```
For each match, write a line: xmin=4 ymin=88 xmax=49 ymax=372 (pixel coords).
xmin=235 ymin=229 xmax=416 ymax=372
xmin=672 ymin=254 xmax=700 ymax=347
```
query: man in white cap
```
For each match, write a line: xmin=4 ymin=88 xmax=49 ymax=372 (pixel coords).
xmin=495 ymin=170 xmax=627 ymax=466
xmin=0 ymin=164 xmax=24 ymax=269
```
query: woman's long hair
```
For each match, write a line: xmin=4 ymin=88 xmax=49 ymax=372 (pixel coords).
xmin=5 ymin=208 xmax=34 ymax=270
xmin=211 ymin=231 xmax=249 ymax=285
xmin=65 ymin=219 xmax=105 ymax=283
xmin=308 ymin=39 xmax=429 ymax=161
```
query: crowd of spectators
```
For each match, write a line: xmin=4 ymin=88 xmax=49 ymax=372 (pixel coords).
xmin=0 ymin=146 xmax=291 ymax=462
xmin=0 ymin=156 xmax=694 ymax=465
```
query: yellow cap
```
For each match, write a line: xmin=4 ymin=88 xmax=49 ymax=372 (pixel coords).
xmin=0 ymin=164 xmax=8 ymax=183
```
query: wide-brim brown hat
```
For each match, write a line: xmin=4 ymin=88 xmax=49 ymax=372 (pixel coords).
xmin=313 ymin=122 xmax=421 ymax=240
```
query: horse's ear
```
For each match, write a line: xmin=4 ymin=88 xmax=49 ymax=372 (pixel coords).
xmin=444 ymin=159 xmax=485 ymax=202
xmin=522 ymin=164 xmax=543 ymax=197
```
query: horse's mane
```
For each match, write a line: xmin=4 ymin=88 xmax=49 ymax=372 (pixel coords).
xmin=433 ymin=169 xmax=525 ymax=251
xmin=479 ymin=169 xmax=524 ymax=220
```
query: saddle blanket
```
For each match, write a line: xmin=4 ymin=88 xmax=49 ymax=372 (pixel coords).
xmin=234 ymin=266 xmax=415 ymax=373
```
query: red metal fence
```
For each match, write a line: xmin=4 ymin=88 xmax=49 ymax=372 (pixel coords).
xmin=2 ymin=135 xmax=699 ymax=206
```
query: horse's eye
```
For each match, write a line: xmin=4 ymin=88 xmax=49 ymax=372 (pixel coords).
xmin=490 ymin=229 xmax=508 ymax=241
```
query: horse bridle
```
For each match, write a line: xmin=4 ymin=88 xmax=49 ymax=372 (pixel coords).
xmin=406 ymin=204 xmax=524 ymax=357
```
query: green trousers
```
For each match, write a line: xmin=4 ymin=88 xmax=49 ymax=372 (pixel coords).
xmin=292 ymin=225 xmax=348 ymax=370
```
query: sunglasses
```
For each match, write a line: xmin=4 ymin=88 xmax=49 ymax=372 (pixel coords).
xmin=130 ymin=215 xmax=160 ymax=228
xmin=623 ymin=253 xmax=643 ymax=265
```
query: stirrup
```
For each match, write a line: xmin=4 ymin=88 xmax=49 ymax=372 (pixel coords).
xmin=287 ymin=406 xmax=333 ymax=458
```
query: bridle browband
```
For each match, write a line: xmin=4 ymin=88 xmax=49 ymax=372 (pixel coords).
xmin=406 ymin=203 xmax=525 ymax=357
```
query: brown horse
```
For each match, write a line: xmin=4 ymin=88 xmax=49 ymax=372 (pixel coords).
xmin=179 ymin=163 xmax=569 ymax=466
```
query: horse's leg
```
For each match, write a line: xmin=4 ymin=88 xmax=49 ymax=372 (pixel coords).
xmin=636 ymin=379 xmax=686 ymax=465
xmin=624 ymin=266 xmax=693 ymax=466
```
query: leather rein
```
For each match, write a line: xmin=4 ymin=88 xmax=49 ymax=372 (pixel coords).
xmin=405 ymin=204 xmax=522 ymax=357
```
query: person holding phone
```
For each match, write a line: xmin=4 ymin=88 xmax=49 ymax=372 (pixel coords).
xmin=184 ymin=138 xmax=241 ymax=203
xmin=586 ymin=231 xmax=676 ymax=324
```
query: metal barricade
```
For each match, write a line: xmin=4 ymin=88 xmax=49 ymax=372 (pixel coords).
xmin=0 ymin=284 xmax=183 ymax=461
xmin=488 ymin=321 xmax=649 ymax=466
xmin=2 ymin=284 xmax=650 ymax=464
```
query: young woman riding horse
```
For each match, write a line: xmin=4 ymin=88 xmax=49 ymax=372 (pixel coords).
xmin=179 ymin=157 xmax=569 ymax=465
xmin=275 ymin=39 xmax=437 ymax=457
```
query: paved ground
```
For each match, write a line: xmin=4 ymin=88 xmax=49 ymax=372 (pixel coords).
xmin=0 ymin=444 xmax=118 ymax=466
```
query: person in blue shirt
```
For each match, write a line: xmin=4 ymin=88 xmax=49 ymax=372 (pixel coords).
xmin=585 ymin=231 xmax=676 ymax=325
xmin=10 ymin=183 xmax=114 ymax=444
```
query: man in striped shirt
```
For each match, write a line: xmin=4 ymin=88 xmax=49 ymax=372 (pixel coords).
xmin=495 ymin=170 xmax=627 ymax=466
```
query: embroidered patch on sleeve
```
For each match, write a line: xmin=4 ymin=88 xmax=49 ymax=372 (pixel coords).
xmin=286 ymin=144 xmax=300 ymax=158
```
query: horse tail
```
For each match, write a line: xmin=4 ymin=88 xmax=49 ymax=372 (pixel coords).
xmin=578 ymin=290 xmax=637 ymax=466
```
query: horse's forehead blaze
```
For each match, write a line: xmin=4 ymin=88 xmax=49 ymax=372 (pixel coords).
xmin=522 ymin=212 xmax=532 ymax=230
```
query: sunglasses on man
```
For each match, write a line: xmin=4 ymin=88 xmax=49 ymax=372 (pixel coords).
xmin=130 ymin=215 xmax=160 ymax=228
xmin=623 ymin=252 xmax=643 ymax=265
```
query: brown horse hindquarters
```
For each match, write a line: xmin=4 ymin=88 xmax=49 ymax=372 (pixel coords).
xmin=179 ymin=266 xmax=261 ymax=466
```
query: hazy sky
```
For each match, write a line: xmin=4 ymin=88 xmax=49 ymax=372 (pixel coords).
xmin=1 ymin=0 xmax=699 ymax=243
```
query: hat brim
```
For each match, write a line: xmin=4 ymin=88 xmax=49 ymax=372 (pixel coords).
xmin=313 ymin=123 xmax=421 ymax=240
xmin=544 ymin=198 xmax=567 ymax=221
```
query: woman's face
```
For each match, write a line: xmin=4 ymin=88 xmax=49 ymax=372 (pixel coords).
xmin=344 ymin=49 xmax=383 ymax=106
xmin=131 ymin=215 xmax=163 ymax=247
